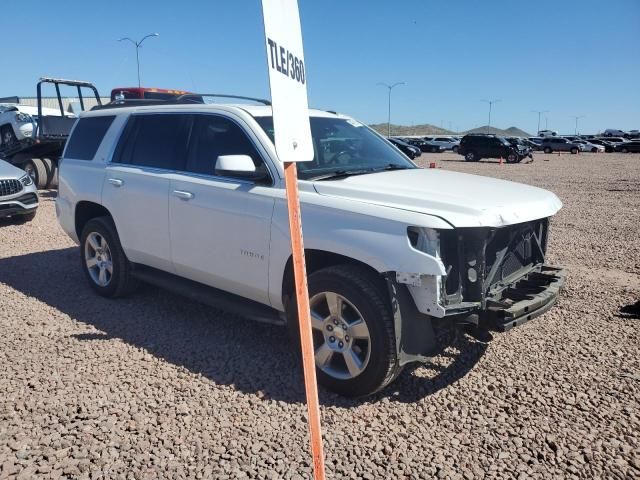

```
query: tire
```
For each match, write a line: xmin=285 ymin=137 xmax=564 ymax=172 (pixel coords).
xmin=23 ymin=159 xmax=48 ymax=189
xmin=0 ymin=125 xmax=17 ymax=146
xmin=287 ymin=264 xmax=401 ymax=397
xmin=41 ymin=158 xmax=58 ymax=188
xmin=465 ymin=151 xmax=478 ymax=162
xmin=80 ymin=216 xmax=138 ymax=298
xmin=506 ymin=153 xmax=518 ymax=164
xmin=543 ymin=147 xmax=552 ymax=154
xmin=452 ymin=146 xmax=459 ymax=153
xmin=591 ymin=148 xmax=598 ymax=153
xmin=570 ymin=147 xmax=578 ymax=154
xmin=621 ymin=148 xmax=628 ymax=153
xmin=431 ymin=146 xmax=438 ymax=153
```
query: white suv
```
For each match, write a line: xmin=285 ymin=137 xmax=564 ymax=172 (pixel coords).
xmin=56 ymin=100 xmax=566 ymax=396
xmin=0 ymin=104 xmax=67 ymax=146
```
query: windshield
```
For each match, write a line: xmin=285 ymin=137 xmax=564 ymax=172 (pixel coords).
xmin=254 ymin=116 xmax=416 ymax=180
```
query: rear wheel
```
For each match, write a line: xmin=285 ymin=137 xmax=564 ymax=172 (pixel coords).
xmin=41 ymin=158 xmax=58 ymax=188
xmin=543 ymin=147 xmax=552 ymax=154
xmin=287 ymin=265 xmax=401 ymax=397
xmin=80 ymin=217 xmax=138 ymax=298
xmin=465 ymin=151 xmax=479 ymax=162
xmin=621 ymin=147 xmax=629 ymax=153
xmin=452 ymin=145 xmax=459 ymax=153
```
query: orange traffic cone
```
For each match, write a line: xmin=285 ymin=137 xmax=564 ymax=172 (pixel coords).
xmin=499 ymin=157 xmax=504 ymax=165
xmin=429 ymin=162 xmax=436 ymax=169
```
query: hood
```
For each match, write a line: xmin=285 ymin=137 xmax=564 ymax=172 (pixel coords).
xmin=0 ymin=159 xmax=26 ymax=179
xmin=312 ymin=169 xmax=562 ymax=228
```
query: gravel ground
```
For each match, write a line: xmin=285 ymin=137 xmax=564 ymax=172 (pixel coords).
xmin=1 ymin=153 xmax=639 ymax=479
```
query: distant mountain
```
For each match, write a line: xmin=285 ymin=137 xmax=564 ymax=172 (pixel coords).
xmin=369 ymin=123 xmax=531 ymax=137
xmin=369 ymin=123 xmax=455 ymax=137
xmin=462 ymin=125 xmax=531 ymax=137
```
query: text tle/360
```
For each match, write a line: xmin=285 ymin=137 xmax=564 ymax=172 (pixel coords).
xmin=267 ymin=37 xmax=306 ymax=85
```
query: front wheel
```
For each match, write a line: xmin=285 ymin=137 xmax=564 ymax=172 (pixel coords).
xmin=287 ymin=265 xmax=401 ymax=397
xmin=591 ymin=148 xmax=598 ymax=153
xmin=1 ymin=125 xmax=17 ymax=146
xmin=431 ymin=146 xmax=438 ymax=153
xmin=452 ymin=145 xmax=459 ymax=153
xmin=465 ymin=151 xmax=478 ymax=162
xmin=80 ymin=217 xmax=138 ymax=298
xmin=543 ymin=147 xmax=552 ymax=154
xmin=570 ymin=147 xmax=579 ymax=154
xmin=506 ymin=153 xmax=518 ymax=163
xmin=621 ymin=147 xmax=629 ymax=153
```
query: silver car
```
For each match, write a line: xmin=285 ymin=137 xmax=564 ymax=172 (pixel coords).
xmin=0 ymin=159 xmax=38 ymax=222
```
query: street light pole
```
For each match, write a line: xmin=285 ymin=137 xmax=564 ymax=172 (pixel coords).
xmin=481 ymin=99 xmax=501 ymax=132
xmin=571 ymin=115 xmax=585 ymax=135
xmin=532 ymin=110 xmax=549 ymax=135
xmin=118 ymin=33 xmax=160 ymax=87
xmin=377 ymin=82 xmax=405 ymax=137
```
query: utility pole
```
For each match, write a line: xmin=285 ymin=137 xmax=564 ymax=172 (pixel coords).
xmin=481 ymin=99 xmax=501 ymax=133
xmin=118 ymin=33 xmax=160 ymax=87
xmin=377 ymin=82 xmax=405 ymax=137
xmin=532 ymin=110 xmax=549 ymax=135
xmin=571 ymin=115 xmax=585 ymax=135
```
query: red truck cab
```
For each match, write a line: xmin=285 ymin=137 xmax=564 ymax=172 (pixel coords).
xmin=110 ymin=87 xmax=192 ymax=102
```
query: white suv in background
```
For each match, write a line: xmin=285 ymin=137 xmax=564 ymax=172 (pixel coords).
xmin=423 ymin=136 xmax=460 ymax=152
xmin=56 ymin=99 xmax=566 ymax=396
xmin=0 ymin=104 xmax=66 ymax=146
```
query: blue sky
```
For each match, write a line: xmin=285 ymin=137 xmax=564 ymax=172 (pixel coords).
xmin=2 ymin=0 xmax=638 ymax=134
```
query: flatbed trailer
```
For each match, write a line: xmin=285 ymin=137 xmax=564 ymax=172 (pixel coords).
xmin=0 ymin=77 xmax=101 ymax=189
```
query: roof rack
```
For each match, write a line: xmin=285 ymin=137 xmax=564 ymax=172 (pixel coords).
xmin=39 ymin=77 xmax=96 ymax=88
xmin=176 ymin=93 xmax=271 ymax=106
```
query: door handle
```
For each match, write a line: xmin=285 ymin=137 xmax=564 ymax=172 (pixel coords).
xmin=172 ymin=190 xmax=194 ymax=200
xmin=108 ymin=178 xmax=124 ymax=187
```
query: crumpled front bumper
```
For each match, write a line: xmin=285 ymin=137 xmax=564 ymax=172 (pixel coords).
xmin=482 ymin=265 xmax=567 ymax=331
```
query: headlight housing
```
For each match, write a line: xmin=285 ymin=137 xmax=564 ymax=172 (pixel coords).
xmin=20 ymin=174 xmax=33 ymax=186
xmin=14 ymin=113 xmax=34 ymax=123
xmin=407 ymin=227 xmax=440 ymax=257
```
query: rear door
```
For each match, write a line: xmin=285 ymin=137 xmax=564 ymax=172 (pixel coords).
xmin=102 ymin=113 xmax=189 ymax=272
xmin=167 ymin=113 xmax=276 ymax=305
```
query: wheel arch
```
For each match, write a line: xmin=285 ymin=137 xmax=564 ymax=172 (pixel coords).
xmin=75 ymin=201 xmax=113 ymax=239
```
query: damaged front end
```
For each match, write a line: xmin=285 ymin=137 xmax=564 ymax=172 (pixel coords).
xmin=387 ymin=218 xmax=566 ymax=365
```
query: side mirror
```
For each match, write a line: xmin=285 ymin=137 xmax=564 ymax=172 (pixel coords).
xmin=215 ymin=155 xmax=256 ymax=176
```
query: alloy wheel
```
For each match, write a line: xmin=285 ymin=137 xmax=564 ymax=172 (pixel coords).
xmin=310 ymin=291 xmax=371 ymax=380
xmin=84 ymin=232 xmax=113 ymax=287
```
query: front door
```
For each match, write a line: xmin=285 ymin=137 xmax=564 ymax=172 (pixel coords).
xmin=168 ymin=114 xmax=275 ymax=305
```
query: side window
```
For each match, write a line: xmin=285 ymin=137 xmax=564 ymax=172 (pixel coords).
xmin=183 ymin=115 xmax=269 ymax=181
xmin=113 ymin=114 xmax=189 ymax=170
xmin=64 ymin=116 xmax=115 ymax=160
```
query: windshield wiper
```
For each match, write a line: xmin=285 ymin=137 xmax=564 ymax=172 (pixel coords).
xmin=307 ymin=169 xmax=375 ymax=181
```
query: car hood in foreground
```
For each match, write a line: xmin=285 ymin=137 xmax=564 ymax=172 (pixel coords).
xmin=0 ymin=160 xmax=26 ymax=179
xmin=312 ymin=168 xmax=562 ymax=228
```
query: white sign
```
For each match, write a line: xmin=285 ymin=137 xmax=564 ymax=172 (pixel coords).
xmin=261 ymin=0 xmax=314 ymax=162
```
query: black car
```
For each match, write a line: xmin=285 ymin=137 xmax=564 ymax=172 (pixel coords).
xmin=388 ymin=137 xmax=421 ymax=159
xmin=614 ymin=141 xmax=640 ymax=153
xmin=403 ymin=137 xmax=443 ymax=153
xmin=458 ymin=134 xmax=532 ymax=163
xmin=587 ymin=139 xmax=615 ymax=153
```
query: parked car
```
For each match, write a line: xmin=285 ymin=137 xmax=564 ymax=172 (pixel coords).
xmin=572 ymin=140 xmax=604 ymax=153
xmin=538 ymin=130 xmax=558 ymax=137
xmin=597 ymin=137 xmax=627 ymax=144
xmin=0 ymin=104 xmax=69 ymax=147
xmin=603 ymin=129 xmax=627 ymax=137
xmin=403 ymin=137 xmax=443 ymax=153
xmin=541 ymin=137 xmax=581 ymax=154
xmin=423 ymin=136 xmax=460 ymax=152
xmin=627 ymin=130 xmax=640 ymax=139
xmin=56 ymin=101 xmax=565 ymax=397
xmin=457 ymin=134 xmax=532 ymax=163
xmin=507 ymin=137 xmax=540 ymax=151
xmin=0 ymin=159 xmax=38 ymax=222
xmin=614 ymin=141 xmax=640 ymax=153
xmin=388 ymin=137 xmax=421 ymax=159
xmin=587 ymin=139 xmax=615 ymax=152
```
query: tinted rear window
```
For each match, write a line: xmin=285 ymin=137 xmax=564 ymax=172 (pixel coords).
xmin=64 ymin=116 xmax=115 ymax=160
xmin=113 ymin=114 xmax=189 ymax=170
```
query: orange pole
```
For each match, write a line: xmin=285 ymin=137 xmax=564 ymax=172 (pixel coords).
xmin=283 ymin=161 xmax=326 ymax=480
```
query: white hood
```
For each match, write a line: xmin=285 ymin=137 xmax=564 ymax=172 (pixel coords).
xmin=312 ymin=169 xmax=562 ymax=228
